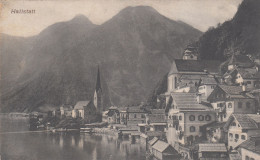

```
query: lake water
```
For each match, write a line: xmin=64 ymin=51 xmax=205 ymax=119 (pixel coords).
xmin=0 ymin=116 xmax=146 ymax=160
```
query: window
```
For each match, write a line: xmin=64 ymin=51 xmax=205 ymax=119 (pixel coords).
xmin=141 ymin=114 xmax=145 ymax=118
xmin=173 ymin=116 xmax=177 ymax=120
xmin=228 ymin=102 xmax=232 ymax=108
xmin=224 ymin=114 xmax=226 ymax=118
xmin=190 ymin=126 xmax=195 ymax=132
xmin=134 ymin=114 xmax=137 ymax=118
xmin=205 ymin=115 xmax=211 ymax=121
xmin=241 ymin=135 xmax=246 ymax=140
xmin=179 ymin=116 xmax=182 ymax=120
xmin=235 ymin=134 xmax=239 ymax=139
xmin=238 ymin=102 xmax=242 ymax=108
xmin=246 ymin=156 xmax=249 ymax=160
xmin=189 ymin=115 xmax=195 ymax=121
xmin=179 ymin=126 xmax=182 ymax=131
xmin=198 ymin=115 xmax=204 ymax=121
xmin=231 ymin=122 xmax=236 ymax=126
xmin=247 ymin=81 xmax=251 ymax=84
xmin=246 ymin=102 xmax=251 ymax=108
xmin=229 ymin=133 xmax=233 ymax=138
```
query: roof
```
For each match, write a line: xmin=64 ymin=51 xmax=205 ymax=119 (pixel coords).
xmin=149 ymin=115 xmax=166 ymax=123
xmin=171 ymin=92 xmax=212 ymax=110
xmin=200 ymin=76 xmax=218 ymax=85
xmin=238 ymin=137 xmax=260 ymax=154
xmin=204 ymin=121 xmax=226 ymax=130
xmin=74 ymin=101 xmax=91 ymax=110
xmin=128 ymin=107 xmax=146 ymax=113
xmin=228 ymin=54 xmax=255 ymax=68
xmin=225 ymin=114 xmax=260 ymax=130
xmin=218 ymin=85 xmax=254 ymax=99
xmin=148 ymin=137 xmax=158 ymax=145
xmin=150 ymin=109 xmax=165 ymax=114
xmin=198 ymin=143 xmax=227 ymax=152
xmin=169 ymin=59 xmax=221 ymax=75
xmin=152 ymin=140 xmax=171 ymax=152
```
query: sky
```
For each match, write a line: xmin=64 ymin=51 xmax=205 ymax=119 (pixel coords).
xmin=0 ymin=0 xmax=243 ymax=37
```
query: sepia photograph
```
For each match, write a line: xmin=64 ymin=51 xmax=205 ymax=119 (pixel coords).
xmin=0 ymin=0 xmax=260 ymax=159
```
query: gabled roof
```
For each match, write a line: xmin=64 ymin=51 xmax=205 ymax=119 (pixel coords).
xmin=224 ymin=114 xmax=260 ymax=130
xmin=74 ymin=101 xmax=91 ymax=110
xmin=228 ymin=54 xmax=255 ymax=68
xmin=148 ymin=137 xmax=158 ymax=146
xmin=169 ymin=59 xmax=221 ymax=75
xmin=152 ymin=140 xmax=171 ymax=152
xmin=216 ymin=85 xmax=254 ymax=99
xmin=171 ymin=92 xmax=212 ymax=110
xmin=198 ymin=143 xmax=227 ymax=152
xmin=238 ymin=136 xmax=260 ymax=154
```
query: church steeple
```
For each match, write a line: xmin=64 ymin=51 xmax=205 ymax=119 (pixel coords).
xmin=95 ymin=66 xmax=102 ymax=92
xmin=94 ymin=66 xmax=103 ymax=113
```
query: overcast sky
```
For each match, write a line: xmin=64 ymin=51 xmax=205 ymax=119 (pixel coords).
xmin=0 ymin=0 xmax=242 ymax=37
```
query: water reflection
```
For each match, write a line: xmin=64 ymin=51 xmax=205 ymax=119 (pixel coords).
xmin=0 ymin=116 xmax=145 ymax=160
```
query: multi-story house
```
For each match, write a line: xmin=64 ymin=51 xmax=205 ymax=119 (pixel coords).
xmin=238 ymin=136 xmax=260 ymax=160
xmin=107 ymin=106 xmax=120 ymax=124
xmin=223 ymin=67 xmax=260 ymax=89
xmin=198 ymin=76 xmax=218 ymax=102
xmin=224 ymin=114 xmax=260 ymax=150
xmin=166 ymin=92 xmax=216 ymax=146
xmin=208 ymin=85 xmax=256 ymax=122
xmin=127 ymin=106 xmax=147 ymax=126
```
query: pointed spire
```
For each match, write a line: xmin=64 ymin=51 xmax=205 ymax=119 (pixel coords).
xmin=95 ymin=66 xmax=102 ymax=92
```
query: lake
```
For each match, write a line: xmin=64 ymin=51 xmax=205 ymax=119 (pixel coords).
xmin=0 ymin=116 xmax=146 ymax=160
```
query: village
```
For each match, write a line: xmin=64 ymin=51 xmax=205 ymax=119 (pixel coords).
xmin=28 ymin=44 xmax=260 ymax=160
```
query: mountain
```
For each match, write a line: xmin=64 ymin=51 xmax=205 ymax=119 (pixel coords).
xmin=0 ymin=6 xmax=202 ymax=112
xmin=197 ymin=0 xmax=260 ymax=60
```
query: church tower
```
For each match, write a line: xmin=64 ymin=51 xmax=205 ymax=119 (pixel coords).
xmin=94 ymin=66 xmax=103 ymax=113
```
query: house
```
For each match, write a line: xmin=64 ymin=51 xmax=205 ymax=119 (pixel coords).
xmin=147 ymin=109 xmax=167 ymax=132
xmin=223 ymin=67 xmax=260 ymax=88
xmin=107 ymin=106 xmax=120 ymax=124
xmin=148 ymin=137 xmax=159 ymax=153
xmin=119 ymin=107 xmax=128 ymax=125
xmin=166 ymin=92 xmax=216 ymax=146
xmin=151 ymin=140 xmax=181 ymax=160
xmin=237 ymin=136 xmax=260 ymax=160
xmin=127 ymin=106 xmax=147 ymax=126
xmin=72 ymin=101 xmax=96 ymax=121
xmin=203 ymin=121 xmax=227 ymax=143
xmin=60 ymin=104 xmax=73 ymax=117
xmin=208 ymin=85 xmax=256 ymax=122
xmin=198 ymin=76 xmax=218 ymax=102
xmin=227 ymin=54 xmax=256 ymax=71
xmin=224 ymin=114 xmax=260 ymax=150
xmin=167 ymin=59 xmax=221 ymax=93
xmin=102 ymin=111 xmax=109 ymax=122
xmin=198 ymin=143 xmax=228 ymax=160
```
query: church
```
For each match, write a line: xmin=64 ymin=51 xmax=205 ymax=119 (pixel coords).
xmin=72 ymin=66 xmax=104 ymax=122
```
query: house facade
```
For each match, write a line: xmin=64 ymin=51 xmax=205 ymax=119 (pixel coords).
xmin=208 ymin=85 xmax=256 ymax=122
xmin=127 ymin=106 xmax=147 ymax=126
xmin=224 ymin=114 xmax=260 ymax=150
xmin=72 ymin=101 xmax=96 ymax=121
xmin=238 ymin=136 xmax=260 ymax=160
xmin=166 ymin=92 xmax=216 ymax=146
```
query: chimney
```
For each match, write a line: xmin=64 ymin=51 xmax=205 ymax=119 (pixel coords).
xmin=242 ymin=84 xmax=246 ymax=92
xmin=197 ymin=93 xmax=202 ymax=104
